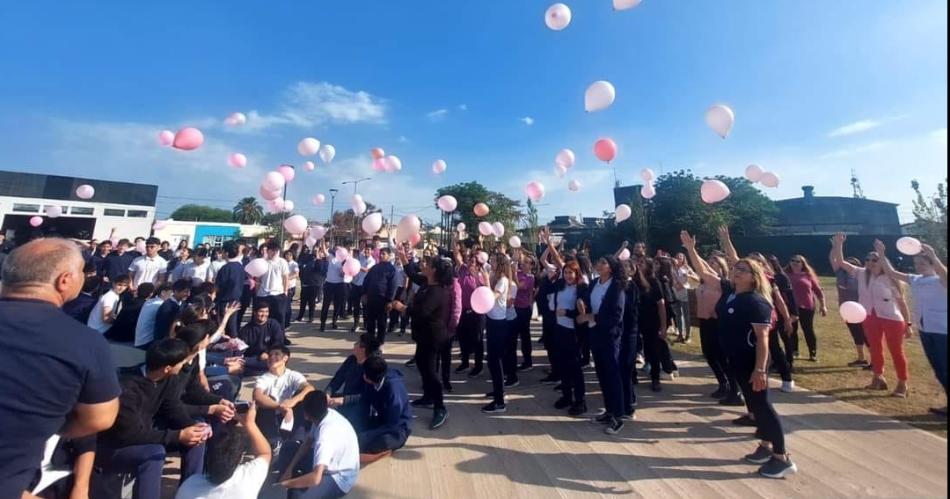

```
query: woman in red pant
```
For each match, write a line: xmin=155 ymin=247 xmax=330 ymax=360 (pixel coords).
xmin=832 ymin=233 xmax=913 ymax=398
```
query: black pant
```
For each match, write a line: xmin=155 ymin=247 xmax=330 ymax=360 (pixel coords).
xmin=577 ymin=324 xmax=591 ymax=365
xmin=514 ymin=307 xmax=533 ymax=366
xmin=388 ymin=287 xmax=408 ymax=333
xmin=458 ymin=310 xmax=485 ymax=368
xmin=591 ymin=330 xmax=623 ymax=418
xmin=770 ymin=327 xmax=793 ymax=382
xmin=503 ymin=319 xmax=519 ymax=383
xmin=348 ymin=285 xmax=364 ymax=327
xmin=486 ymin=318 xmax=509 ymax=404
xmin=416 ymin=340 xmax=446 ymax=409
xmin=284 ymin=287 xmax=295 ymax=327
xmin=364 ymin=295 xmax=389 ymax=344
xmin=792 ymin=308 xmax=818 ymax=357
xmin=619 ymin=331 xmax=638 ymax=414
xmin=553 ymin=325 xmax=585 ymax=404
xmin=699 ymin=318 xmax=731 ymax=390
xmin=846 ymin=322 xmax=866 ymax=346
xmin=642 ymin=328 xmax=676 ymax=382
xmin=733 ymin=359 xmax=787 ymax=455
xmin=320 ymin=282 xmax=347 ymax=326
xmin=439 ymin=337 xmax=453 ymax=387
xmin=358 ymin=427 xmax=409 ymax=454
xmin=541 ymin=313 xmax=559 ymax=379
xmin=297 ymin=285 xmax=318 ymax=321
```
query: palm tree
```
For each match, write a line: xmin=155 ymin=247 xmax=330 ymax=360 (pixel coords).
xmin=232 ymin=197 xmax=264 ymax=225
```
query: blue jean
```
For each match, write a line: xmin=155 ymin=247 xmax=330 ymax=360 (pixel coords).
xmin=591 ymin=330 xmax=623 ymax=418
xmin=486 ymin=318 xmax=510 ymax=404
xmin=94 ymin=442 xmax=205 ymax=499
xmin=920 ymin=332 xmax=948 ymax=392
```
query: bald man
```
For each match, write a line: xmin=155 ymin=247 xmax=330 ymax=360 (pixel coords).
xmin=0 ymin=238 xmax=121 ymax=499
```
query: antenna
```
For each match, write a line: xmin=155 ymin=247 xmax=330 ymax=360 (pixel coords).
xmin=850 ymin=169 xmax=865 ymax=199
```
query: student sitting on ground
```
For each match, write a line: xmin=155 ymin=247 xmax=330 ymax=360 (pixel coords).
xmin=171 ymin=321 xmax=238 ymax=423
xmin=253 ymin=345 xmax=315 ymax=446
xmin=239 ymin=302 xmax=287 ymax=376
xmin=87 ymin=274 xmax=130 ymax=334
xmin=92 ymin=338 xmax=212 ymax=499
xmin=326 ymin=334 xmax=381 ymax=429
xmin=280 ymin=391 xmax=360 ymax=498
xmin=105 ymin=282 xmax=155 ymax=343
xmin=338 ymin=357 xmax=412 ymax=460
xmin=175 ymin=402 xmax=272 ymax=499
xmin=154 ymin=278 xmax=193 ymax=343
xmin=135 ymin=284 xmax=172 ymax=349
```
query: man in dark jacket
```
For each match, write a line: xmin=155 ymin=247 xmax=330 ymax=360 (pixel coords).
xmin=238 ymin=302 xmax=286 ymax=375
xmin=354 ymin=357 xmax=412 ymax=454
xmin=361 ymin=247 xmax=398 ymax=344
xmin=327 ymin=334 xmax=381 ymax=429
xmin=214 ymin=241 xmax=246 ymax=337
xmin=92 ymin=339 xmax=211 ymax=499
xmin=153 ymin=279 xmax=192 ymax=343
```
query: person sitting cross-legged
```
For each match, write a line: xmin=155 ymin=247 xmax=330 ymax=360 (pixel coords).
xmin=239 ymin=301 xmax=287 ymax=376
xmin=253 ymin=345 xmax=315 ymax=448
xmin=326 ymin=333 xmax=382 ymax=429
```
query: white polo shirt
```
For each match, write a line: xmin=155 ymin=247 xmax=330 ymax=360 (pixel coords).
xmin=257 ymin=257 xmax=290 ymax=297
xmin=129 ymin=255 xmax=168 ymax=288
xmin=353 ymin=255 xmax=376 ymax=286
xmin=311 ymin=409 xmax=360 ymax=493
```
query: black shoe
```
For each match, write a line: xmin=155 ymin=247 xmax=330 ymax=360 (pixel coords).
xmin=284 ymin=338 xmax=292 ymax=345
xmin=929 ymin=406 xmax=949 ymax=417
xmin=568 ymin=402 xmax=588 ymax=416
xmin=848 ymin=359 xmax=870 ymax=367
xmin=331 ymin=323 xmax=338 ymax=330
xmin=605 ymin=417 xmax=624 ymax=435
xmin=411 ymin=398 xmax=434 ymax=409
xmin=720 ymin=394 xmax=746 ymax=407
xmin=405 ymin=359 xmax=416 ymax=368
xmin=733 ymin=415 xmax=757 ymax=427
xmin=863 ymin=364 xmax=873 ymax=371
xmin=455 ymin=363 xmax=470 ymax=374
xmin=651 ymin=380 xmax=662 ymax=393
xmin=744 ymin=445 xmax=774 ymax=465
xmin=468 ymin=366 xmax=483 ymax=377
xmin=350 ymin=326 xmax=358 ymax=333
xmin=710 ymin=386 xmax=729 ymax=399
xmin=518 ymin=363 xmax=534 ymax=372
xmin=554 ymin=397 xmax=572 ymax=410
xmin=539 ymin=375 xmax=560 ymax=385
xmin=442 ymin=382 xmax=453 ymax=393
xmin=590 ymin=412 xmax=612 ymax=425
xmin=759 ymin=456 xmax=798 ymax=479
xmin=808 ymin=354 xmax=818 ymax=362
xmin=504 ymin=379 xmax=520 ymax=388
xmin=481 ymin=402 xmax=507 ymax=414
xmin=430 ymin=408 xmax=448 ymax=430
xmin=319 ymin=325 xmax=326 ymax=333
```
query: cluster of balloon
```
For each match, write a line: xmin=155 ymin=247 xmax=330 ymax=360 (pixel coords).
xmin=705 ymin=104 xmax=735 ymax=139
xmin=172 ymin=128 xmax=204 ymax=151
xmin=370 ymin=148 xmax=402 ymax=173
xmin=309 ymin=225 xmax=328 ymax=241
xmin=29 ymin=216 xmax=43 ymax=228
xmin=525 ymin=181 xmax=546 ymax=202
xmin=555 ymin=148 xmax=575 ymax=182
xmin=640 ymin=168 xmax=657 ymax=199
xmin=260 ymin=171 xmax=287 ymax=210
xmin=319 ymin=144 xmax=336 ymax=164
xmin=839 ymin=301 xmax=868 ymax=324
xmin=245 ymin=258 xmax=269 ymax=278
xmin=76 ymin=184 xmax=95 ymax=200
xmin=744 ymin=164 xmax=781 ymax=189
xmin=225 ymin=112 xmax=247 ymax=127
xmin=158 ymin=130 xmax=174 ymax=146
xmin=351 ymin=194 xmax=367 ymax=216
xmin=618 ymin=248 xmax=631 ymax=261
xmin=568 ymin=179 xmax=581 ymax=192
xmin=298 ymin=137 xmax=321 ymax=157
xmin=432 ymin=160 xmax=447 ymax=175
xmin=303 ymin=161 xmax=315 ymax=172
xmin=545 ymin=3 xmax=572 ymax=31
xmin=474 ymin=203 xmax=490 ymax=217
xmin=701 ymin=179 xmax=731 ymax=204
xmin=594 ymin=138 xmax=617 ymax=163
xmin=585 ymin=81 xmax=616 ymax=113
xmin=437 ymin=195 xmax=458 ymax=213
xmin=362 ymin=213 xmax=383 ymax=235
xmin=509 ymin=236 xmax=522 ymax=249
xmin=312 ymin=194 xmax=326 ymax=205
xmin=44 ymin=205 xmax=62 ymax=218
xmin=896 ymin=237 xmax=922 ymax=256
xmin=228 ymin=153 xmax=247 ymax=169
xmin=615 ymin=204 xmax=632 ymax=223
xmin=613 ymin=0 xmax=642 ymax=10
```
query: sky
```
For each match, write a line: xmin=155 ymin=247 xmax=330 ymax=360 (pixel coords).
xmin=0 ymin=0 xmax=946 ymax=226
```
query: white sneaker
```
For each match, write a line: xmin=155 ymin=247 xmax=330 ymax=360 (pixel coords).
xmin=781 ymin=381 xmax=795 ymax=393
xmin=666 ymin=371 xmax=678 ymax=381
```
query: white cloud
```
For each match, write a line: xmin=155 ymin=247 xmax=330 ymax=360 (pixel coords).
xmin=931 ymin=128 xmax=947 ymax=145
xmin=828 ymin=119 xmax=882 ymax=138
xmin=426 ymin=109 xmax=449 ymax=122
xmin=520 ymin=117 xmax=535 ymax=126
xmin=234 ymin=81 xmax=387 ymax=132
xmin=819 ymin=141 xmax=890 ymax=159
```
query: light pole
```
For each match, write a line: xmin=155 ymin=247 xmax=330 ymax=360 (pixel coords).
xmin=328 ymin=188 xmax=339 ymax=247
xmin=342 ymin=177 xmax=371 ymax=247
xmin=277 ymin=165 xmax=296 ymax=244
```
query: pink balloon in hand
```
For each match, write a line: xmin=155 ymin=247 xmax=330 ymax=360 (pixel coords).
xmin=172 ymin=128 xmax=204 ymax=151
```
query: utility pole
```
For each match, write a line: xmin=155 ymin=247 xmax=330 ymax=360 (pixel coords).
xmin=389 ymin=205 xmax=395 ymax=245
xmin=328 ymin=188 xmax=339 ymax=247
xmin=277 ymin=165 xmax=295 ymax=245
xmin=342 ymin=177 xmax=371 ymax=247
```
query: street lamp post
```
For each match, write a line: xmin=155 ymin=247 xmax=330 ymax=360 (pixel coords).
xmin=328 ymin=188 xmax=339 ymax=247
xmin=277 ymin=165 xmax=296 ymax=245
xmin=342 ymin=177 xmax=371 ymax=247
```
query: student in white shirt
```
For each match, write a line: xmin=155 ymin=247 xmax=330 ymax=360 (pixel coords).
xmin=129 ymin=237 xmax=169 ymax=288
xmin=256 ymin=242 xmax=290 ymax=331
xmin=176 ymin=402 xmax=272 ymax=499
xmin=134 ymin=284 xmax=172 ymax=348
xmin=207 ymin=248 xmax=228 ymax=284
xmin=482 ymin=257 xmax=512 ymax=415
xmin=320 ymin=248 xmax=348 ymax=332
xmin=280 ymin=391 xmax=360 ymax=498
xmin=87 ymin=275 xmax=130 ymax=334
xmin=348 ymin=247 xmax=376 ymax=333
xmin=182 ymin=247 xmax=213 ymax=288
xmin=253 ymin=345 xmax=315 ymax=444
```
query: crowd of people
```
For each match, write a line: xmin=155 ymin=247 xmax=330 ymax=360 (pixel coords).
xmin=0 ymin=222 xmax=946 ymax=497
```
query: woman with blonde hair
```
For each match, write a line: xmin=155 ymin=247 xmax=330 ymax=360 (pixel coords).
xmin=786 ymin=254 xmax=827 ymax=362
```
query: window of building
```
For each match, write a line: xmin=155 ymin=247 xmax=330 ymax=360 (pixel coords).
xmin=70 ymin=207 xmax=94 ymax=216
xmin=103 ymin=209 xmax=125 ymax=217
xmin=126 ymin=210 xmax=148 ymax=218
xmin=201 ymin=235 xmax=234 ymax=247
xmin=12 ymin=203 xmax=40 ymax=213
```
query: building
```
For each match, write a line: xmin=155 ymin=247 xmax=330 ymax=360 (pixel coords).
xmin=152 ymin=220 xmax=270 ymax=249
xmin=547 ymin=215 xmax=609 ymax=248
xmin=772 ymin=186 xmax=902 ymax=236
xmin=0 ymin=170 xmax=157 ymax=243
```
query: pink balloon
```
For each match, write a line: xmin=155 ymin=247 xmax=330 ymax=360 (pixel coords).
xmin=158 ymin=130 xmax=174 ymax=146
xmin=225 ymin=112 xmax=247 ymax=126
xmin=432 ymin=160 xmax=447 ymax=174
xmin=312 ymin=194 xmax=326 ymax=205
xmin=29 ymin=216 xmax=43 ymax=228
xmin=283 ymin=215 xmax=308 ymax=235
xmin=492 ymin=222 xmax=505 ymax=238
xmin=594 ymin=138 xmax=617 ymax=163
xmin=477 ymin=251 xmax=489 ymax=265
xmin=525 ymin=181 xmax=546 ymax=202
xmin=478 ymin=222 xmax=494 ymax=237
xmin=408 ymin=233 xmax=422 ymax=247
xmin=262 ymin=172 xmax=286 ymax=191
xmin=277 ymin=164 xmax=296 ymax=183
xmin=372 ymin=158 xmax=387 ymax=172
xmin=260 ymin=185 xmax=281 ymax=201
xmin=335 ymin=248 xmax=350 ymax=262
xmin=701 ymin=180 xmax=731 ymax=204
xmin=228 ymin=153 xmax=247 ymax=169
xmin=474 ymin=203 xmax=490 ymax=217
xmin=172 ymin=127 xmax=204 ymax=151
xmin=839 ymin=301 xmax=868 ymax=324
xmin=75 ymin=184 xmax=95 ymax=200
xmin=437 ymin=195 xmax=458 ymax=212
xmin=456 ymin=222 xmax=467 ymax=232
xmin=470 ymin=286 xmax=495 ymax=315
xmin=568 ymin=179 xmax=581 ymax=192
xmin=371 ymin=148 xmax=385 ymax=160
xmin=303 ymin=161 xmax=315 ymax=172
xmin=310 ymin=226 xmax=328 ymax=240
xmin=245 ymin=258 xmax=269 ymax=278
xmin=384 ymin=155 xmax=402 ymax=173
xmin=760 ymin=171 xmax=781 ymax=188
xmin=343 ymin=258 xmax=361 ymax=277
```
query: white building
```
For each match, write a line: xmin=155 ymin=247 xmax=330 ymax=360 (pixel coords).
xmin=0 ymin=170 xmax=157 ymax=243
xmin=152 ymin=220 xmax=270 ymax=248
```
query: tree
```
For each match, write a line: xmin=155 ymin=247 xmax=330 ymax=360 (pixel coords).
xmin=911 ymin=179 xmax=947 ymax=261
xmin=170 ymin=204 xmax=235 ymax=223
xmin=232 ymin=197 xmax=265 ymax=225
xmin=523 ymin=199 xmax=540 ymax=247
xmin=435 ymin=182 xmax=523 ymax=242
xmin=330 ymin=203 xmax=380 ymax=246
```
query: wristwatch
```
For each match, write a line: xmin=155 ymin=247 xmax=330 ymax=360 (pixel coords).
xmin=754 ymin=369 xmax=767 ymax=374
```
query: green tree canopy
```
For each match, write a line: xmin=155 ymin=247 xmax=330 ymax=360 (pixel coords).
xmin=435 ymin=182 xmax=522 ymax=241
xmin=171 ymin=204 xmax=235 ymax=223
xmin=911 ymin=178 xmax=947 ymax=261
xmin=232 ymin=197 xmax=265 ymax=225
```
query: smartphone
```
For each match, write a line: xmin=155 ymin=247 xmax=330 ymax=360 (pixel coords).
xmin=235 ymin=401 xmax=251 ymax=414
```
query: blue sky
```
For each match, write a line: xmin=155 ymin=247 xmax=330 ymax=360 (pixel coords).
xmin=0 ymin=0 xmax=946 ymax=225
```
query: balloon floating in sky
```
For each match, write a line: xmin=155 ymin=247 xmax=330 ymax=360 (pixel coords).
xmin=260 ymin=185 xmax=281 ymax=201
xmin=437 ymin=195 xmax=458 ymax=213
xmin=568 ymin=179 xmax=581 ymax=192
xmin=371 ymin=148 xmax=385 ymax=160
xmin=705 ymin=104 xmax=735 ymax=139
xmin=594 ymin=138 xmax=618 ymax=163
xmin=615 ymin=204 xmax=632 ymax=223
xmin=555 ymin=149 xmax=576 ymax=169
xmin=276 ymin=164 xmax=296 ymax=183
xmin=432 ymin=159 xmax=447 ymax=175
xmin=372 ymin=158 xmax=387 ymax=172
xmin=641 ymin=183 xmax=657 ymax=199
xmin=319 ymin=145 xmax=336 ymax=164
xmin=525 ymin=181 xmax=546 ymax=202
xmin=745 ymin=164 xmax=765 ymax=183
xmin=29 ymin=216 xmax=43 ymax=227
xmin=545 ymin=3 xmax=572 ymax=31
xmin=701 ymin=179 xmax=731 ymax=204
xmin=158 ymin=130 xmax=174 ymax=146
xmin=839 ymin=301 xmax=868 ymax=324
xmin=228 ymin=153 xmax=247 ymax=169
xmin=555 ymin=164 xmax=568 ymax=178
xmin=44 ymin=205 xmax=62 ymax=218
xmin=173 ymin=127 xmax=204 ymax=151
xmin=492 ymin=222 xmax=505 ymax=238
xmin=225 ymin=112 xmax=247 ymax=126
xmin=896 ymin=237 xmax=922 ymax=256
xmin=283 ymin=215 xmax=308 ymax=235
xmin=282 ymin=200 xmax=296 ymax=213
xmin=262 ymin=171 xmax=286 ymax=191
xmin=297 ymin=137 xmax=321 ymax=157
xmin=613 ymin=0 xmax=643 ymax=11
xmin=585 ymin=81 xmax=616 ymax=113
xmin=312 ymin=194 xmax=326 ymax=205
xmin=383 ymin=155 xmax=402 ymax=173
xmin=640 ymin=168 xmax=656 ymax=182
xmin=303 ymin=161 xmax=315 ymax=172
xmin=362 ymin=213 xmax=383 ymax=235
xmin=759 ymin=171 xmax=780 ymax=188
xmin=310 ymin=225 xmax=328 ymax=241
xmin=474 ymin=203 xmax=490 ymax=217
xmin=76 ymin=184 xmax=95 ymax=200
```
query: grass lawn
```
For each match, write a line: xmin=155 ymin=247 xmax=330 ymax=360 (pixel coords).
xmin=674 ymin=276 xmax=948 ymax=437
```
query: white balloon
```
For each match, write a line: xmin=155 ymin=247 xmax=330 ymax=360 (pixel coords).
xmin=760 ymin=171 xmax=781 ymax=188
xmin=225 ymin=112 xmax=247 ymax=126
xmin=641 ymin=183 xmax=657 ymax=199
xmin=44 ymin=205 xmax=63 ymax=218
xmin=745 ymin=164 xmax=765 ymax=183
xmin=399 ymin=215 xmax=421 ymax=235
xmin=456 ymin=222 xmax=467 ymax=232
xmin=613 ymin=0 xmax=642 ymax=10
xmin=492 ymin=222 xmax=505 ymax=238
xmin=585 ymin=81 xmax=616 ymax=113
xmin=545 ymin=3 xmax=572 ymax=31
xmin=384 ymin=155 xmax=402 ymax=173
xmin=351 ymin=194 xmax=364 ymax=207
xmin=318 ymin=144 xmax=336 ymax=164
xmin=297 ymin=137 xmax=321 ymax=156
xmin=640 ymin=168 xmax=656 ymax=182
xmin=701 ymin=180 xmax=731 ymax=204
xmin=839 ymin=301 xmax=868 ymax=324
xmin=437 ymin=195 xmax=458 ymax=213
xmin=615 ymin=204 xmax=632 ymax=223
xmin=525 ymin=181 xmax=546 ymax=202
xmin=618 ymin=248 xmax=631 ymax=261
xmin=555 ymin=164 xmax=568 ymax=178
xmin=896 ymin=237 xmax=923 ymax=256
xmin=353 ymin=201 xmax=367 ymax=216
xmin=568 ymin=179 xmax=581 ymax=192
xmin=705 ymin=104 xmax=735 ymax=139
xmin=282 ymin=200 xmax=296 ymax=212
xmin=432 ymin=159 xmax=447 ymax=174
xmin=478 ymin=222 xmax=494 ymax=237
xmin=245 ymin=258 xmax=269 ymax=278
xmin=362 ymin=213 xmax=384 ymax=235
xmin=283 ymin=215 xmax=308 ymax=235
xmin=555 ymin=149 xmax=576 ymax=169
xmin=312 ymin=194 xmax=326 ymax=205
xmin=262 ymin=171 xmax=285 ymax=191
xmin=509 ymin=236 xmax=522 ymax=249
xmin=310 ymin=226 xmax=328 ymax=241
